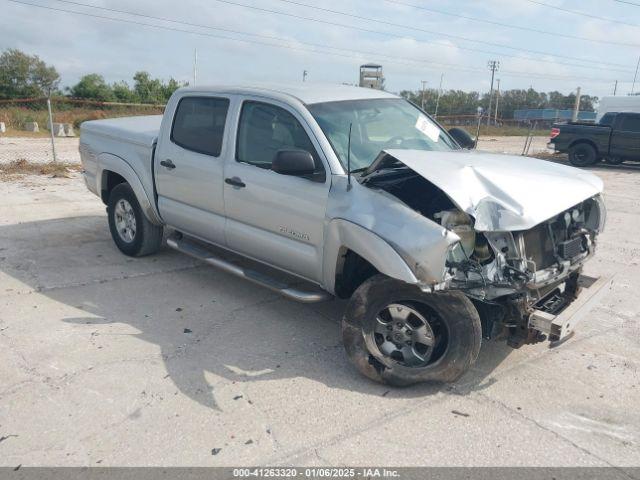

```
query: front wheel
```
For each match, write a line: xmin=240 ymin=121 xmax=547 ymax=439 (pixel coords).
xmin=342 ymin=275 xmax=482 ymax=386
xmin=107 ymin=183 xmax=163 ymax=257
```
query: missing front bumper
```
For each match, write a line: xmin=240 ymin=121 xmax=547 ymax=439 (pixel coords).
xmin=529 ymin=274 xmax=613 ymax=343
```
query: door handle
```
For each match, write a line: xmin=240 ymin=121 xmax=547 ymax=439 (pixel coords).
xmin=225 ymin=177 xmax=246 ymax=188
xmin=160 ymin=159 xmax=176 ymax=170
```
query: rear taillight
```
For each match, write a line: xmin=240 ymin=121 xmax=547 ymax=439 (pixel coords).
xmin=550 ymin=128 xmax=560 ymax=139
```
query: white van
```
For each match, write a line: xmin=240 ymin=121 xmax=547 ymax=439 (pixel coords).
xmin=597 ymin=96 xmax=640 ymax=122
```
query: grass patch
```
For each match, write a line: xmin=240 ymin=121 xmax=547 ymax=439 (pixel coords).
xmin=0 ymin=104 xmax=163 ymax=131
xmin=1 ymin=128 xmax=52 ymax=138
xmin=0 ymin=158 xmax=81 ymax=180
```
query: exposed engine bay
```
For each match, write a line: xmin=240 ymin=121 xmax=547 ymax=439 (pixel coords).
xmin=362 ymin=167 xmax=606 ymax=346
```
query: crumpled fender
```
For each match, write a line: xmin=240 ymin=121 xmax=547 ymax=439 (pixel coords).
xmin=324 ymin=176 xmax=459 ymax=292
xmin=97 ymin=153 xmax=163 ymax=225
xmin=323 ymin=219 xmax=418 ymax=294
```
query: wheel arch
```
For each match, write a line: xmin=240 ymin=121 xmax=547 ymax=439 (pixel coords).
xmin=97 ymin=153 xmax=162 ymax=225
xmin=323 ymin=219 xmax=418 ymax=297
xmin=569 ymin=139 xmax=600 ymax=156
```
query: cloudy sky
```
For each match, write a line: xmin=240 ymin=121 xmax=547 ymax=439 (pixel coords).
xmin=2 ymin=0 xmax=640 ymax=97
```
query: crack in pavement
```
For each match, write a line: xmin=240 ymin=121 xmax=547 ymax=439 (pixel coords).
xmin=473 ymin=391 xmax=634 ymax=475
xmin=265 ymin=388 xmax=446 ymax=465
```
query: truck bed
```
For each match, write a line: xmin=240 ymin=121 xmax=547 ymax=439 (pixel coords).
xmin=551 ymin=121 xmax=612 ymax=154
xmin=79 ymin=115 xmax=163 ymax=205
xmin=80 ymin=115 xmax=163 ymax=148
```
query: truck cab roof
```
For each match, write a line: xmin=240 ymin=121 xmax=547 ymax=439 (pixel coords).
xmin=174 ymin=83 xmax=398 ymax=105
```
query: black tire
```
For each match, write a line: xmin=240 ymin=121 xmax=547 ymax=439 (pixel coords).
xmin=107 ymin=183 xmax=163 ymax=257
xmin=342 ymin=275 xmax=482 ymax=386
xmin=568 ymin=143 xmax=598 ymax=167
xmin=604 ymin=156 xmax=624 ymax=165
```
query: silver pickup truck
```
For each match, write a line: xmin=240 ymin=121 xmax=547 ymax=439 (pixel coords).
xmin=80 ymin=84 xmax=609 ymax=386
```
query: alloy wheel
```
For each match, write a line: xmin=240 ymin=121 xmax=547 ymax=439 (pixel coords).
xmin=371 ymin=303 xmax=440 ymax=367
xmin=114 ymin=199 xmax=137 ymax=243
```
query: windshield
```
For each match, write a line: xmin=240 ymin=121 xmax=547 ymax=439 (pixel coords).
xmin=307 ymin=98 xmax=458 ymax=171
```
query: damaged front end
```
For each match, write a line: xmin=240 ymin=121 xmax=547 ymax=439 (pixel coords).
xmin=442 ymin=195 xmax=607 ymax=346
xmin=360 ymin=149 xmax=609 ymax=348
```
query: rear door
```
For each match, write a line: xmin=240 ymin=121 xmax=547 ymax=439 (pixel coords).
xmin=223 ymin=98 xmax=330 ymax=283
xmin=610 ymin=113 xmax=640 ymax=160
xmin=155 ymin=94 xmax=232 ymax=245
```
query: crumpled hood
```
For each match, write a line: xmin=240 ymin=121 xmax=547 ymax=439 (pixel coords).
xmin=383 ymin=149 xmax=604 ymax=231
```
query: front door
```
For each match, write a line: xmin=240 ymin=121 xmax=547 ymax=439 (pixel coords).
xmin=155 ymin=95 xmax=232 ymax=245
xmin=611 ymin=113 xmax=640 ymax=161
xmin=223 ymin=99 xmax=330 ymax=283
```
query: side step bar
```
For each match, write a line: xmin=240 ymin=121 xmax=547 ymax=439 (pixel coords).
xmin=166 ymin=234 xmax=333 ymax=304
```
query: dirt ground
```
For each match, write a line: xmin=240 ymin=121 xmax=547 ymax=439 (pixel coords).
xmin=477 ymin=135 xmax=550 ymax=155
xmin=0 ymin=137 xmax=639 ymax=467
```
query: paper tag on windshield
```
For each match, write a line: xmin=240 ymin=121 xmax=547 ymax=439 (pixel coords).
xmin=415 ymin=115 xmax=440 ymax=143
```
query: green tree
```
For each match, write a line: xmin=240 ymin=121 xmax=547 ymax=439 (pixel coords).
xmin=133 ymin=71 xmax=164 ymax=104
xmin=401 ymin=87 xmax=597 ymax=119
xmin=69 ymin=74 xmax=114 ymax=101
xmin=133 ymin=71 xmax=185 ymax=104
xmin=112 ymin=81 xmax=138 ymax=103
xmin=0 ymin=48 xmax=60 ymax=99
xmin=162 ymin=78 xmax=183 ymax=102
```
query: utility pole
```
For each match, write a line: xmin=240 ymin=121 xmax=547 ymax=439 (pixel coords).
xmin=193 ymin=48 xmax=198 ymax=87
xmin=434 ymin=74 xmax=444 ymax=117
xmin=632 ymin=56 xmax=640 ymax=95
xmin=46 ymin=89 xmax=57 ymax=163
xmin=614 ymin=80 xmax=618 ymax=96
xmin=303 ymin=70 xmax=308 ymax=82
xmin=487 ymin=61 xmax=499 ymax=126
xmin=494 ymin=78 xmax=501 ymax=124
xmin=421 ymin=80 xmax=428 ymax=111
xmin=572 ymin=87 xmax=582 ymax=122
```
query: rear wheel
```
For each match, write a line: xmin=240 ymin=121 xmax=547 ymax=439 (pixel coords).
xmin=342 ymin=275 xmax=482 ymax=386
xmin=568 ymin=143 xmax=598 ymax=167
xmin=107 ymin=183 xmax=163 ymax=257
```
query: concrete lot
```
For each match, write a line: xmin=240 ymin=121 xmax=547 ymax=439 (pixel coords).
xmin=0 ymin=143 xmax=639 ymax=467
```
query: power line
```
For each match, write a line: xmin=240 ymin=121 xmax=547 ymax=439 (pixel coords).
xmin=12 ymin=0 xmax=625 ymax=81
xmin=4 ymin=0 xmax=621 ymax=85
xmin=262 ymin=0 xmax=633 ymax=70
xmin=0 ymin=0 xmax=511 ymax=79
xmin=45 ymin=0 xmax=557 ymax=71
xmin=384 ymin=0 xmax=640 ymax=48
xmin=614 ymin=0 xmax=640 ymax=6
xmin=49 ymin=0 xmax=638 ymax=73
xmin=523 ymin=0 xmax=640 ymax=27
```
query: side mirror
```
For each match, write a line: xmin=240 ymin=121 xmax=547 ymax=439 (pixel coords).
xmin=448 ymin=127 xmax=476 ymax=149
xmin=272 ymin=150 xmax=316 ymax=176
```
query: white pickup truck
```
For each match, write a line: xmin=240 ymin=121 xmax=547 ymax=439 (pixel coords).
xmin=80 ymin=84 xmax=609 ymax=386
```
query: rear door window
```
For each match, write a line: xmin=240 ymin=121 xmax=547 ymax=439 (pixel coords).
xmin=620 ymin=114 xmax=640 ymax=133
xmin=171 ymin=97 xmax=230 ymax=156
xmin=599 ymin=113 xmax=617 ymax=127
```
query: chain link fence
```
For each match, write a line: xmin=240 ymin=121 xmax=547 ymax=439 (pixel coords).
xmin=0 ymin=98 xmax=164 ymax=167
